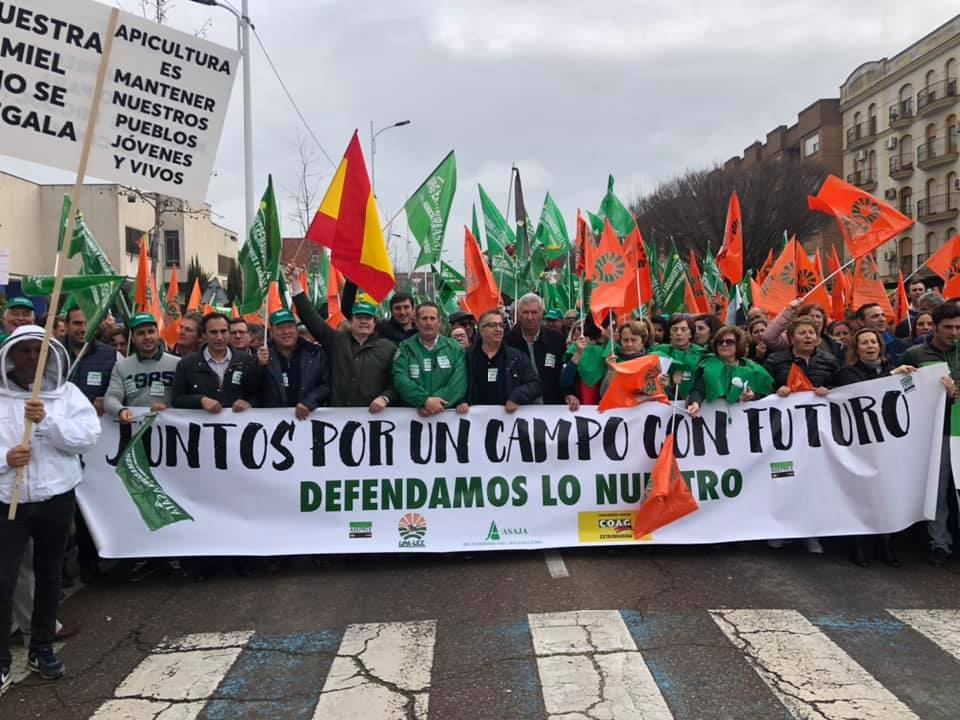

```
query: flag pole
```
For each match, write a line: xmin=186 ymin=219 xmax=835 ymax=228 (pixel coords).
xmin=8 ymin=8 xmax=120 ymax=520
xmin=799 ymin=256 xmax=856 ymax=302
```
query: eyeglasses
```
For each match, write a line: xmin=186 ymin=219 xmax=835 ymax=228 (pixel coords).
xmin=482 ymin=322 xmax=505 ymax=330
xmin=716 ymin=338 xmax=737 ymax=346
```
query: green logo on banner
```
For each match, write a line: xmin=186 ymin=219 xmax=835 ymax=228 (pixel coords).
xmin=769 ymin=461 xmax=795 ymax=479
xmin=485 ymin=521 xmax=500 ymax=541
xmin=349 ymin=521 xmax=372 ymax=539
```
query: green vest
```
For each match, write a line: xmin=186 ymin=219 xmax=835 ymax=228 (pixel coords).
xmin=649 ymin=343 xmax=705 ymax=398
xmin=698 ymin=355 xmax=773 ymax=403
xmin=566 ymin=342 xmax=615 ymax=386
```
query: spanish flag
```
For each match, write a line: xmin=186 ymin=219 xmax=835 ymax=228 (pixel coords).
xmin=306 ymin=131 xmax=395 ymax=302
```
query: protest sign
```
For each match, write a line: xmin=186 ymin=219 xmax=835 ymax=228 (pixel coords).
xmin=79 ymin=366 xmax=945 ymax=557
xmin=0 ymin=0 xmax=239 ymax=200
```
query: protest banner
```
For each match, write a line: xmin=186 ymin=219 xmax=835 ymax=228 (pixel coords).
xmin=77 ymin=366 xmax=944 ymax=557
xmin=0 ymin=0 xmax=239 ymax=200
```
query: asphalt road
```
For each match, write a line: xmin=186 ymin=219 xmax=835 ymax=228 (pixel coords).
xmin=4 ymin=531 xmax=960 ymax=719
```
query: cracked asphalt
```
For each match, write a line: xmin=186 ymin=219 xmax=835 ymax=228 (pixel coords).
xmin=3 ymin=531 xmax=960 ymax=719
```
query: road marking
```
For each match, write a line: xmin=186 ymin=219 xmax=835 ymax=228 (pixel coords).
xmin=312 ymin=620 xmax=437 ymax=720
xmin=543 ymin=550 xmax=569 ymax=578
xmin=711 ymin=609 xmax=918 ymax=720
xmin=90 ymin=631 xmax=253 ymax=720
xmin=529 ymin=609 xmax=673 ymax=719
xmin=888 ymin=609 xmax=960 ymax=660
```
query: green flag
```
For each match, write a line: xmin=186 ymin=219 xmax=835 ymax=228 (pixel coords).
xmin=23 ymin=274 xmax=125 ymax=344
xmin=58 ymin=196 xmax=117 ymax=277
xmin=434 ymin=267 xmax=461 ymax=316
xmin=702 ymin=246 xmax=724 ymax=298
xmin=471 ymin=203 xmax=482 ymax=249
xmin=597 ymin=175 xmax=637 ymax=238
xmin=519 ymin=244 xmax=548 ymax=296
xmin=439 ymin=261 xmax=465 ymax=291
xmin=404 ymin=151 xmax=457 ymax=268
xmin=478 ymin=184 xmax=518 ymax=299
xmin=587 ymin=210 xmax=605 ymax=239
xmin=238 ymin=176 xmax=282 ymax=315
xmin=115 ymin=414 xmax=194 ymax=531
xmin=535 ymin=192 xmax=571 ymax=260
xmin=657 ymin=244 xmax=686 ymax=314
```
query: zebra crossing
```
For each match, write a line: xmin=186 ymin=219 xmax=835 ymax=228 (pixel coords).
xmin=8 ymin=607 xmax=960 ymax=719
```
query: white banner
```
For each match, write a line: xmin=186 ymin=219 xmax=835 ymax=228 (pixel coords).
xmin=0 ymin=0 xmax=238 ymax=200
xmin=77 ymin=365 xmax=947 ymax=557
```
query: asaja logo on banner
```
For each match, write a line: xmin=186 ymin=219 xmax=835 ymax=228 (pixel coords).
xmin=398 ymin=513 xmax=427 ymax=548
xmin=769 ymin=461 xmax=795 ymax=478
xmin=349 ymin=521 xmax=372 ymax=539
xmin=485 ymin=521 xmax=528 ymax=541
xmin=463 ymin=521 xmax=537 ymax=548
xmin=577 ymin=512 xmax=652 ymax=543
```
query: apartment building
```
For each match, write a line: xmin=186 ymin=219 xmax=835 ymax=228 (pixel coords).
xmin=840 ymin=15 xmax=960 ymax=281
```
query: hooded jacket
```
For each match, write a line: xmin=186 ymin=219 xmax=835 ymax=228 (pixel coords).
xmin=0 ymin=325 xmax=101 ymax=503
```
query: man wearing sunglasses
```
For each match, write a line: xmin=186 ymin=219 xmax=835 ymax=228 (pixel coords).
xmin=461 ymin=309 xmax=542 ymax=413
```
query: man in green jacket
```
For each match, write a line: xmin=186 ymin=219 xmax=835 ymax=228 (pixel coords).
xmin=393 ymin=302 xmax=467 ymax=416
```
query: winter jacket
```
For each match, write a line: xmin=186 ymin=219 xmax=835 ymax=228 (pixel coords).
xmin=0 ymin=326 xmax=101 ymax=503
xmin=393 ymin=334 xmax=467 ymax=408
xmin=831 ymin=360 xmax=894 ymax=387
xmin=505 ymin=325 xmax=570 ymax=403
xmin=902 ymin=339 xmax=957 ymax=435
xmin=258 ymin=338 xmax=331 ymax=410
xmin=466 ymin=342 xmax=543 ymax=406
xmin=764 ymin=348 xmax=838 ymax=389
xmin=376 ymin=317 xmax=418 ymax=344
xmin=105 ymin=350 xmax=180 ymax=415
xmin=171 ymin=347 xmax=262 ymax=409
xmin=881 ymin=331 xmax=908 ymax=365
xmin=69 ymin=340 xmax=118 ymax=403
xmin=292 ymin=292 xmax=398 ymax=407
xmin=762 ymin=304 xmax=845 ymax=362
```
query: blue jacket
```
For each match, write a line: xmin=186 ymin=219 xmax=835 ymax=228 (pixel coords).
xmin=69 ymin=340 xmax=117 ymax=403
xmin=258 ymin=338 xmax=331 ymax=410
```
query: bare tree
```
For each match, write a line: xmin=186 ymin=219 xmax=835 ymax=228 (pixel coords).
xmin=283 ymin=129 xmax=328 ymax=236
xmin=632 ymin=159 xmax=829 ymax=270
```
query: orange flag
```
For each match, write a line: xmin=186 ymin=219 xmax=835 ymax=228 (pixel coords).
xmin=267 ymin=281 xmax=283 ymax=315
xmin=162 ymin=263 xmax=181 ymax=347
xmin=830 ymin=272 xmax=847 ymax=322
xmin=716 ymin=191 xmax=743 ymax=283
xmin=464 ymin=225 xmax=500 ymax=315
xmin=786 ymin=363 xmax=815 ymax=392
xmin=306 ymin=131 xmax=395 ymax=301
xmin=326 ymin=263 xmax=346 ymax=329
xmin=633 ymin=433 xmax=699 ymax=539
xmin=633 ymin=227 xmax=654 ymax=305
xmin=683 ymin=276 xmax=699 ymax=315
xmin=187 ymin=278 xmax=202 ymax=313
xmin=687 ymin=251 xmax=710 ymax=313
xmin=598 ymin=355 xmax=667 ymax=412
xmin=796 ymin=246 xmax=832 ymax=314
xmin=851 ymin=254 xmax=895 ymax=322
xmin=134 ymin=235 xmax=164 ymax=327
xmin=617 ymin=229 xmax=639 ymax=320
xmin=808 ymin=175 xmax=913 ymax=259
xmin=590 ymin=220 xmax=632 ymax=325
xmin=925 ymin=233 xmax=960 ymax=298
xmin=575 ymin=210 xmax=593 ymax=279
xmin=894 ymin=271 xmax=910 ymax=325
xmin=754 ymin=237 xmax=803 ymax=317
xmin=756 ymin=248 xmax=775 ymax=285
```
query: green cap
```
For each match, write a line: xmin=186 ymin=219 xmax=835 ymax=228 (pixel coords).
xmin=544 ymin=309 xmax=563 ymax=321
xmin=351 ymin=300 xmax=378 ymax=317
xmin=128 ymin=312 xmax=158 ymax=330
xmin=270 ymin=309 xmax=296 ymax=326
xmin=6 ymin=297 xmax=34 ymax=311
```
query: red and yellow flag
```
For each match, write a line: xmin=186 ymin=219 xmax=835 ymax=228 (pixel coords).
xmin=786 ymin=363 xmax=815 ymax=392
xmin=162 ymin=263 xmax=181 ymax=348
xmin=633 ymin=434 xmax=699 ymax=539
xmin=716 ymin=191 xmax=743 ymax=283
xmin=306 ymin=131 xmax=395 ymax=302
xmin=464 ymin=226 xmax=500 ymax=316
xmin=590 ymin=220 xmax=632 ymax=325
xmin=808 ymin=175 xmax=913 ymax=259
xmin=598 ymin=355 xmax=667 ymax=412
xmin=925 ymin=233 xmax=960 ymax=298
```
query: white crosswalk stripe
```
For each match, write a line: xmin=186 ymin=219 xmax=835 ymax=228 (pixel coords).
xmin=528 ymin=609 xmax=673 ymax=719
xmin=19 ymin=607 xmax=960 ymax=719
xmin=312 ymin=620 xmax=437 ymax=720
xmin=710 ymin=609 xmax=919 ymax=720
xmin=888 ymin=609 xmax=960 ymax=662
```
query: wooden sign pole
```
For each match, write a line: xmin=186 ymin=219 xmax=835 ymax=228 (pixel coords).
xmin=8 ymin=8 xmax=120 ymax=520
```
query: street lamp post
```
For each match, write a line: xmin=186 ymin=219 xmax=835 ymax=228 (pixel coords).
xmin=190 ymin=0 xmax=255 ymax=240
xmin=370 ymin=119 xmax=411 ymax=198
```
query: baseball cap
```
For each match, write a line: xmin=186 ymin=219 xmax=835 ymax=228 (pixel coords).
xmin=351 ymin=300 xmax=378 ymax=317
xmin=544 ymin=309 xmax=563 ymax=321
xmin=6 ymin=297 xmax=34 ymax=311
xmin=128 ymin=312 xmax=158 ymax=330
xmin=270 ymin=309 xmax=296 ymax=326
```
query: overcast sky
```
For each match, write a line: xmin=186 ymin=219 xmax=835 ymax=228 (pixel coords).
xmin=6 ymin=1 xmax=958 ymax=271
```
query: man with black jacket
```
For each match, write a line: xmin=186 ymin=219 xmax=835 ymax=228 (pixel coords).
xmin=171 ymin=312 xmax=262 ymax=414
xmin=506 ymin=292 xmax=578 ymax=410
xmin=462 ymin=309 xmax=542 ymax=411
xmin=376 ymin=291 xmax=417 ymax=343
xmin=257 ymin=309 xmax=331 ymax=419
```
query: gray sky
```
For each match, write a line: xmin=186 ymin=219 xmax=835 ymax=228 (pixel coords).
xmin=7 ymin=1 xmax=958 ymax=271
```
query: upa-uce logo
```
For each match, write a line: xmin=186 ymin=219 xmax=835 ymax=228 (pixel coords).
xmin=398 ymin=512 xmax=427 ymax=548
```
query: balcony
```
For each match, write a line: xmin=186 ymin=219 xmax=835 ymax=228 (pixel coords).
xmin=917 ymin=191 xmax=960 ymax=223
xmin=917 ymin=135 xmax=960 ymax=170
xmin=846 ymin=117 xmax=878 ymax=150
xmin=917 ymin=78 xmax=958 ymax=117
xmin=888 ymin=155 xmax=914 ymax=180
xmin=900 ymin=201 xmax=913 ymax=219
xmin=846 ymin=167 xmax=877 ymax=192
xmin=889 ymin=98 xmax=914 ymax=129
xmin=900 ymin=255 xmax=913 ymax=274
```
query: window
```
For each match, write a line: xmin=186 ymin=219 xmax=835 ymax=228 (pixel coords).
xmin=217 ymin=254 xmax=236 ymax=276
xmin=803 ymin=133 xmax=820 ymax=156
xmin=125 ymin=226 xmax=146 ymax=255
xmin=164 ymin=230 xmax=180 ymax=267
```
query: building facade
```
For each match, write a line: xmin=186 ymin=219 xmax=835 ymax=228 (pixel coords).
xmin=840 ymin=15 xmax=960 ymax=281
xmin=723 ymin=98 xmax=844 ymax=258
xmin=0 ymin=171 xmax=239 ymax=290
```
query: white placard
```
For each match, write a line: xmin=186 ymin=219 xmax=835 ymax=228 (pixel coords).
xmin=0 ymin=0 xmax=239 ymax=200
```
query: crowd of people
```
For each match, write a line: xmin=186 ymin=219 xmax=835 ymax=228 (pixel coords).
xmin=1 ymin=265 xmax=958 ymax=693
